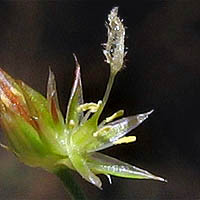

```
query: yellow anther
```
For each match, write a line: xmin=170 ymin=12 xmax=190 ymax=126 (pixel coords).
xmin=105 ymin=110 xmax=124 ymax=123
xmin=113 ymin=136 xmax=136 ymax=145
xmin=93 ymin=126 xmax=111 ymax=137
xmin=78 ymin=101 xmax=102 ymax=113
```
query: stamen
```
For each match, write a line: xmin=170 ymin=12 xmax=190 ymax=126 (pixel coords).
xmin=93 ymin=126 xmax=111 ymax=137
xmin=78 ymin=101 xmax=102 ymax=113
xmin=105 ymin=110 xmax=124 ymax=123
xmin=113 ymin=136 xmax=136 ymax=145
xmin=98 ymin=110 xmax=124 ymax=128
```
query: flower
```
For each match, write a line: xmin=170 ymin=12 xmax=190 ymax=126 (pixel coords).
xmin=103 ymin=7 xmax=125 ymax=74
xmin=0 ymin=7 xmax=166 ymax=190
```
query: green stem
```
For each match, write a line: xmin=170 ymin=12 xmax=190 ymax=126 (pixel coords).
xmin=102 ymin=72 xmax=115 ymax=109
xmin=54 ymin=167 xmax=87 ymax=200
xmin=92 ymin=72 xmax=116 ymax=123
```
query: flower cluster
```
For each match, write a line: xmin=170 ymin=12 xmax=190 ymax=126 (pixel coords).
xmin=0 ymin=7 xmax=165 ymax=189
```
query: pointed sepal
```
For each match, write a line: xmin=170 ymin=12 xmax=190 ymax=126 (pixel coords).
xmin=66 ymin=55 xmax=83 ymax=130
xmin=88 ymin=152 xmax=166 ymax=182
xmin=86 ymin=110 xmax=153 ymax=152
xmin=47 ymin=68 xmax=64 ymax=125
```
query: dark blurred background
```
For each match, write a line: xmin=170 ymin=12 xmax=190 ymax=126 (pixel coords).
xmin=0 ymin=0 xmax=200 ymax=199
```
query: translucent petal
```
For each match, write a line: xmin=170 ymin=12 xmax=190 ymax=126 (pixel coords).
xmin=86 ymin=110 xmax=153 ymax=152
xmin=66 ymin=55 xmax=83 ymax=131
xmin=107 ymin=110 xmax=154 ymax=143
xmin=47 ymin=68 xmax=64 ymax=125
xmin=88 ymin=152 xmax=166 ymax=182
